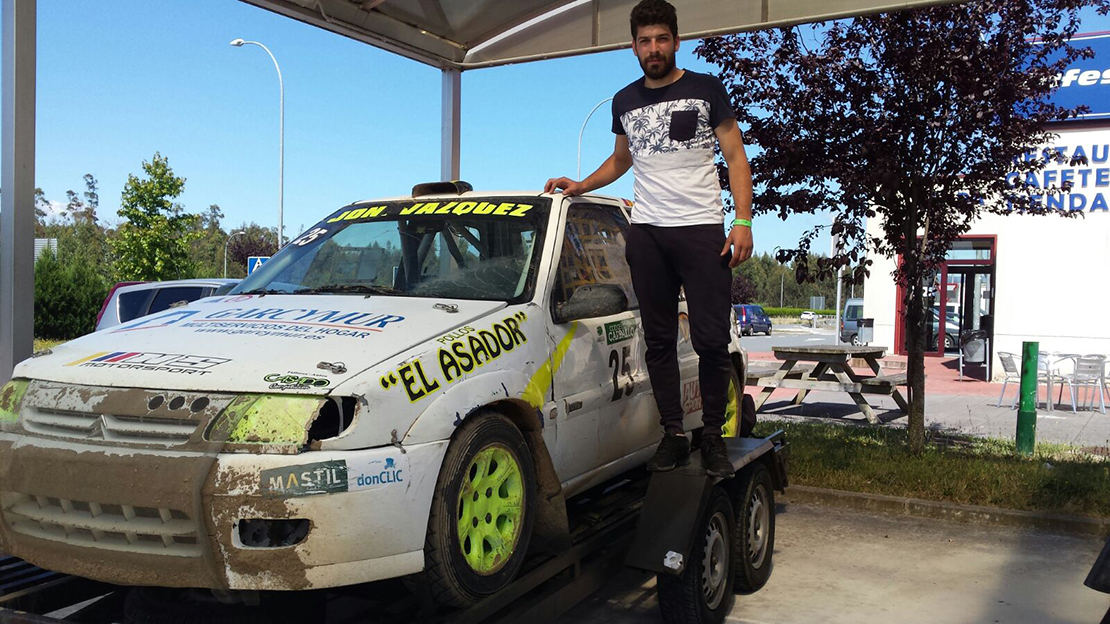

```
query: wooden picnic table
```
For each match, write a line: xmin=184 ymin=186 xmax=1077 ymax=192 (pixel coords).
xmin=746 ymin=345 xmax=909 ymax=424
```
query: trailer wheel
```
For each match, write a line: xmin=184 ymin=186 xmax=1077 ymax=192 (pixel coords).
xmin=733 ymin=463 xmax=775 ymax=592
xmin=123 ymin=587 xmax=321 ymax=624
xmin=413 ymin=411 xmax=536 ymax=608
xmin=657 ymin=486 xmax=735 ymax=624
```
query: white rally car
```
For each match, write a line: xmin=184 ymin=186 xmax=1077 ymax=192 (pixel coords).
xmin=0 ymin=182 xmax=746 ymax=607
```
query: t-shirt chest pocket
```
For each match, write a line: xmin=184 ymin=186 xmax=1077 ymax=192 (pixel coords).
xmin=668 ymin=109 xmax=699 ymax=142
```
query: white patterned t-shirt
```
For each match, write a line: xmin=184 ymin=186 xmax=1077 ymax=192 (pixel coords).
xmin=611 ymin=70 xmax=734 ymax=226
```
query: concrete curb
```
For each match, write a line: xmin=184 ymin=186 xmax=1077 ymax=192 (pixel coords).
xmin=783 ymin=485 xmax=1110 ymax=538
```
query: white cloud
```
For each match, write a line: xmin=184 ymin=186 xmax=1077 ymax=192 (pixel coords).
xmin=42 ymin=200 xmax=67 ymax=217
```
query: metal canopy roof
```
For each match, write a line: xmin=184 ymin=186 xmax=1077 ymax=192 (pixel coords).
xmin=3 ymin=0 xmax=963 ymax=382
xmin=242 ymin=0 xmax=960 ymax=70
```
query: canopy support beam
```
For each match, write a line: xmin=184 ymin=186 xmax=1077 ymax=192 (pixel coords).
xmin=1 ymin=0 xmax=36 ymax=383
xmin=440 ymin=68 xmax=461 ymax=180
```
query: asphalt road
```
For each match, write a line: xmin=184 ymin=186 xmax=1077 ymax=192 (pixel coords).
xmin=559 ymin=501 xmax=1109 ymax=624
xmin=739 ymin=326 xmax=838 ymax=353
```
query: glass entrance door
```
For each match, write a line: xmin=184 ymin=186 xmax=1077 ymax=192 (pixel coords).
xmin=947 ymin=266 xmax=993 ymax=356
xmin=898 ymin=237 xmax=996 ymax=358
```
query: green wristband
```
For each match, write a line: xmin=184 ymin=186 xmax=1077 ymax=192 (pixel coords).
xmin=733 ymin=218 xmax=752 ymax=228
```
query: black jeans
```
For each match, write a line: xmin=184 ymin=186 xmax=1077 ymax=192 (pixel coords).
xmin=626 ymin=224 xmax=733 ymax=436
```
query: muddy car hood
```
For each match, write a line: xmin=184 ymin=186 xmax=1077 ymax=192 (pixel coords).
xmin=15 ymin=294 xmax=507 ymax=394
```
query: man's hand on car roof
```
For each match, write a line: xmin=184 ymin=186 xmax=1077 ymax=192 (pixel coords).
xmin=544 ymin=177 xmax=584 ymax=196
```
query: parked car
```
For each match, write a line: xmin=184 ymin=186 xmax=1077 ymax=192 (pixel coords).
xmin=95 ymin=278 xmax=240 ymax=331
xmin=735 ymin=304 xmax=772 ymax=336
xmin=840 ymin=297 xmax=864 ymax=344
xmin=800 ymin=310 xmax=817 ymax=321
xmin=930 ymin=308 xmax=962 ymax=350
xmin=1 ymin=184 xmax=749 ymax=608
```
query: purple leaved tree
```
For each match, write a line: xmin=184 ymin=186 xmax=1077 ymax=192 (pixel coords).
xmin=697 ymin=0 xmax=1108 ymax=452
xmin=731 ymin=272 xmax=757 ymax=305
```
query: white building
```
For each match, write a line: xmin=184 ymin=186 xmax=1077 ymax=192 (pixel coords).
xmin=862 ymin=34 xmax=1110 ymax=377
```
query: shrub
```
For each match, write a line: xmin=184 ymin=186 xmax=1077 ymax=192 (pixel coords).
xmin=34 ymin=249 xmax=109 ymax=339
xmin=761 ymin=307 xmax=836 ymax=317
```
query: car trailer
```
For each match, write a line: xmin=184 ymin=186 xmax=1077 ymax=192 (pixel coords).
xmin=0 ymin=432 xmax=787 ymax=624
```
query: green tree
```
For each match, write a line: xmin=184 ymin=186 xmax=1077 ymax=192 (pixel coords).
xmin=188 ymin=204 xmax=229 ymax=277
xmin=698 ymin=0 xmax=1105 ymax=452
xmin=225 ymin=222 xmax=278 ymax=279
xmin=33 ymin=248 xmax=107 ymax=339
xmin=110 ymin=153 xmax=200 ymax=281
xmin=33 ymin=187 xmax=49 ymax=236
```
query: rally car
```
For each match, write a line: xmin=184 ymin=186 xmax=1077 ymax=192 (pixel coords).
xmin=0 ymin=181 xmax=747 ymax=608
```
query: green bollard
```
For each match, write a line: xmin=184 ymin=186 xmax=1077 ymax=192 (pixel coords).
xmin=1016 ymin=341 xmax=1038 ymax=455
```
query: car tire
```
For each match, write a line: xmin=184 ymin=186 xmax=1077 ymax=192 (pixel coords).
xmin=733 ymin=463 xmax=775 ymax=592
xmin=945 ymin=334 xmax=956 ymax=350
xmin=657 ymin=486 xmax=736 ymax=624
xmin=412 ymin=411 xmax=536 ymax=609
xmin=850 ymin=334 xmax=861 ymax=346
xmin=765 ymin=326 xmax=772 ymax=336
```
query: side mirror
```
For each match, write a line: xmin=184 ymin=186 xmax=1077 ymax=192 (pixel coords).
xmin=554 ymin=284 xmax=628 ymax=323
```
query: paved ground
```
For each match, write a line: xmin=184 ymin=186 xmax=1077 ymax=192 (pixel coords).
xmin=752 ymin=390 xmax=1110 ymax=449
xmin=559 ymin=501 xmax=1110 ymax=624
xmin=741 ymin=326 xmax=836 ymax=352
xmin=744 ymin=345 xmax=1109 ymax=449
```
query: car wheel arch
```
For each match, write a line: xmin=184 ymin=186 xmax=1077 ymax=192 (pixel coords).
xmin=403 ymin=374 xmax=571 ymax=554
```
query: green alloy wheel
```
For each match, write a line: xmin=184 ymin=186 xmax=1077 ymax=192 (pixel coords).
xmin=456 ymin=444 xmax=525 ymax=574
xmin=721 ymin=367 xmax=743 ymax=438
xmin=413 ymin=412 xmax=536 ymax=608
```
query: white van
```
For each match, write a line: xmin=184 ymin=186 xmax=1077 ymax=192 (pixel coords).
xmin=840 ymin=297 xmax=864 ymax=345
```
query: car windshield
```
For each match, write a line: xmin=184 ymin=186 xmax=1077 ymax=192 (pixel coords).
xmin=232 ymin=197 xmax=550 ymax=302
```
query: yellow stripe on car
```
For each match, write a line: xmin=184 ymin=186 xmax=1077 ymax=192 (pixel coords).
xmin=522 ymin=322 xmax=578 ymax=408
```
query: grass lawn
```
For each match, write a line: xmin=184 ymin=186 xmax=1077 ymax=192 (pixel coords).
xmin=753 ymin=420 xmax=1110 ymax=519
xmin=33 ymin=338 xmax=65 ymax=353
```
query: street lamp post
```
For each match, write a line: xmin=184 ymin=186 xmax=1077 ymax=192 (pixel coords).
xmin=230 ymin=38 xmax=283 ymax=250
xmin=223 ymin=231 xmax=245 ymax=278
xmin=578 ymin=97 xmax=613 ymax=181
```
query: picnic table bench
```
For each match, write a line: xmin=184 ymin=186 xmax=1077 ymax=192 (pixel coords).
xmin=747 ymin=345 xmax=910 ymax=424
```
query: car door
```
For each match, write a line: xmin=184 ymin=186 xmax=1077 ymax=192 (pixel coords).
xmin=755 ymin=306 xmax=770 ymax=333
xmin=547 ymin=201 xmax=649 ymax=480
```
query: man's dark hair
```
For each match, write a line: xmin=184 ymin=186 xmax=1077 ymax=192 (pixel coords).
xmin=629 ymin=0 xmax=678 ymax=39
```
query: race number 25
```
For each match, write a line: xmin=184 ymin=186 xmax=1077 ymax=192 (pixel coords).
xmin=608 ymin=346 xmax=634 ymax=401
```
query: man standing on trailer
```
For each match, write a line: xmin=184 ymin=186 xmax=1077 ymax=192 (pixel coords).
xmin=545 ymin=0 xmax=754 ymax=477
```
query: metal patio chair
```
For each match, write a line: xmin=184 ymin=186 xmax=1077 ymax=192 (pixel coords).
xmin=996 ymin=351 xmax=1021 ymax=408
xmin=1063 ymin=354 xmax=1107 ymax=414
xmin=996 ymin=351 xmax=1066 ymax=410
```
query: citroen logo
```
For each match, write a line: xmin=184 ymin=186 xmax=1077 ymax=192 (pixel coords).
xmin=86 ymin=415 xmax=107 ymax=439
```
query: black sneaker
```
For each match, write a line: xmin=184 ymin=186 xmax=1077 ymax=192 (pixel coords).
xmin=701 ymin=434 xmax=735 ymax=478
xmin=646 ymin=434 xmax=690 ymax=472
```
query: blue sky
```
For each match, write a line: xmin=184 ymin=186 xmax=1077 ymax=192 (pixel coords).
xmin=4 ymin=2 xmax=1109 ymax=259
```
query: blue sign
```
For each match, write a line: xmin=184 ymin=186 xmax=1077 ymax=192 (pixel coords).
xmin=247 ymin=256 xmax=270 ymax=275
xmin=1044 ymin=33 xmax=1110 ymax=120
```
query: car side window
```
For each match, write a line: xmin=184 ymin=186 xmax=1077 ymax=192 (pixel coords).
xmin=846 ymin=305 xmax=862 ymax=320
xmin=552 ymin=203 xmax=639 ymax=312
xmin=117 ymin=290 xmax=153 ymax=323
xmin=148 ymin=287 xmax=205 ymax=315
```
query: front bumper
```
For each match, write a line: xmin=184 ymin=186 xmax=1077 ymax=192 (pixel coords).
xmin=0 ymin=434 xmax=447 ymax=590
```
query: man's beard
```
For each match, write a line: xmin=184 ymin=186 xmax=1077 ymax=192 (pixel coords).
xmin=639 ymin=53 xmax=675 ymax=80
